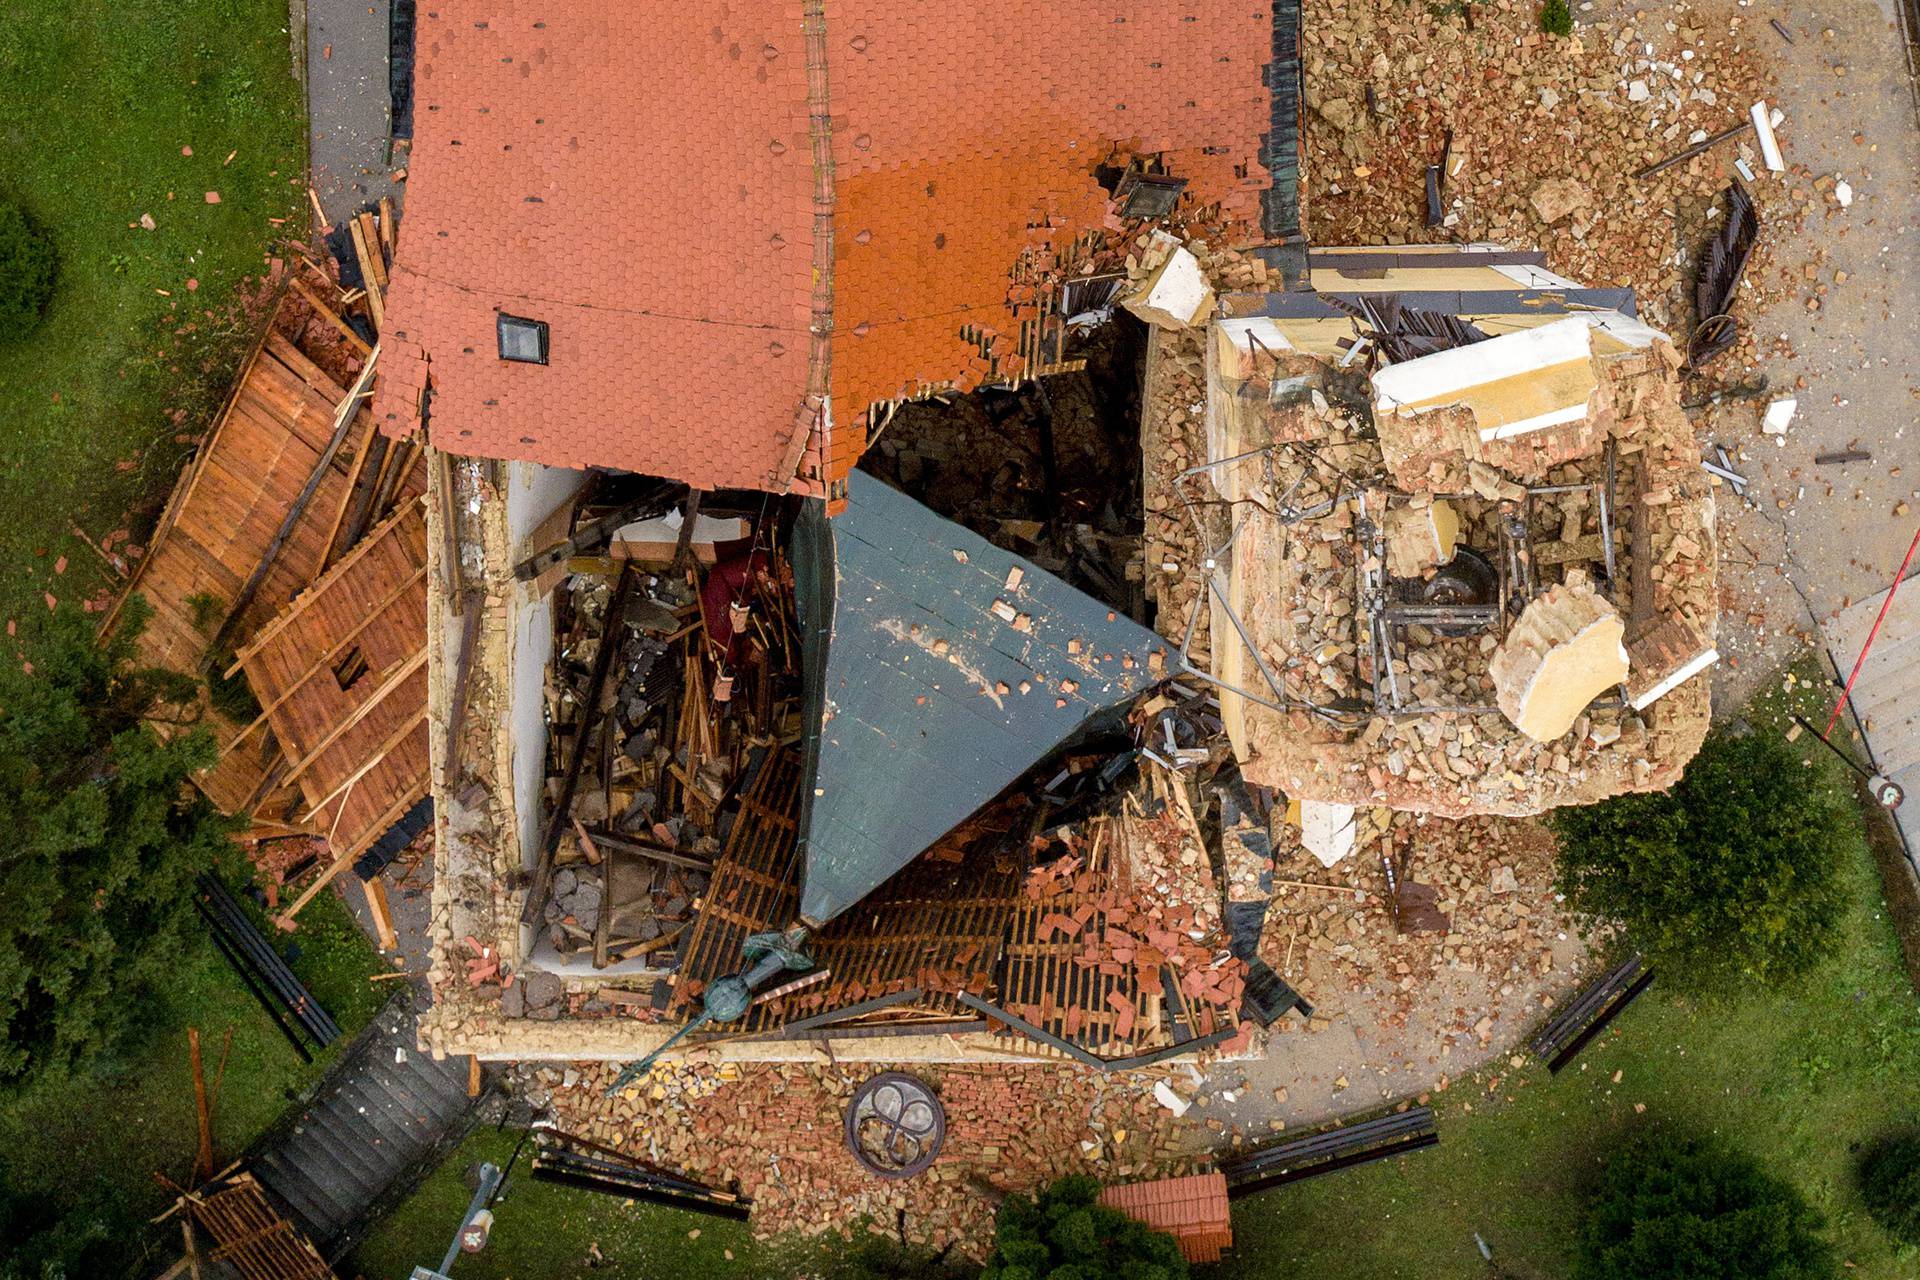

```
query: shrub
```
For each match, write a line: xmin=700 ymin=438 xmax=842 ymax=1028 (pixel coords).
xmin=982 ymin=1175 xmax=1188 ymax=1280
xmin=0 ymin=199 xmax=57 ymax=334
xmin=1576 ymin=1132 xmax=1836 ymax=1280
xmin=1859 ymin=1130 xmax=1920 ymax=1245
xmin=1539 ymin=0 xmax=1574 ymax=36
xmin=1551 ymin=730 xmax=1853 ymax=993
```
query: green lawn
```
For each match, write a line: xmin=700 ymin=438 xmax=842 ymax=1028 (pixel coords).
xmin=0 ymin=887 xmax=384 ymax=1279
xmin=0 ymin=0 xmax=304 ymax=629
xmin=1215 ymin=662 xmax=1920 ymax=1279
xmin=349 ymin=1129 xmax=855 ymax=1280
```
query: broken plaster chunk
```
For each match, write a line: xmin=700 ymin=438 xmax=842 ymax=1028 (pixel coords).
xmin=1489 ymin=579 xmax=1631 ymax=742
xmin=1153 ymin=1080 xmax=1193 ymax=1117
xmin=1120 ymin=234 xmax=1215 ymax=331
xmin=1762 ymin=397 xmax=1797 ymax=435
xmin=1383 ymin=498 xmax=1462 ymax=579
xmin=1300 ymin=800 xmax=1358 ymax=868
xmin=1529 ymin=176 xmax=1590 ymax=225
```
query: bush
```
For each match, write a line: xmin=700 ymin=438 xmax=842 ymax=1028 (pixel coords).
xmin=1576 ymin=1132 xmax=1836 ymax=1280
xmin=983 ymin=1175 xmax=1188 ymax=1280
xmin=1859 ymin=1131 xmax=1920 ymax=1246
xmin=0 ymin=199 xmax=57 ymax=334
xmin=1539 ymin=0 xmax=1574 ymax=36
xmin=1551 ymin=730 xmax=1853 ymax=993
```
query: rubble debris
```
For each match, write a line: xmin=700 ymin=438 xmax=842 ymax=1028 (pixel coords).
xmin=1762 ymin=397 xmax=1798 ymax=436
xmin=538 ymin=1061 xmax=1209 ymax=1257
xmin=1300 ymin=801 xmax=1358 ymax=868
xmin=1749 ymin=100 xmax=1786 ymax=172
xmin=1625 ymin=615 xmax=1718 ymax=711
xmin=1121 ymin=232 xmax=1216 ymax=331
xmin=1490 ymin=576 xmax=1630 ymax=742
xmin=1383 ymin=498 xmax=1462 ymax=579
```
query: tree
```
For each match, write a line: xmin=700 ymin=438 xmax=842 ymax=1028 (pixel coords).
xmin=0 ymin=199 xmax=57 ymax=334
xmin=982 ymin=1175 xmax=1188 ymax=1280
xmin=1538 ymin=0 xmax=1574 ymax=36
xmin=1551 ymin=730 xmax=1852 ymax=992
xmin=1858 ymin=1130 xmax=1920 ymax=1246
xmin=0 ymin=596 xmax=238 ymax=1086
xmin=1576 ymin=1132 xmax=1835 ymax=1280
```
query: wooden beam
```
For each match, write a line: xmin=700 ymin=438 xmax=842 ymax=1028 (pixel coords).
xmin=315 ymin=409 xmax=381 ymax=582
xmin=219 ymin=565 xmax=426 ymax=755
xmin=361 ymin=876 xmax=398 ymax=951
xmin=299 ymin=708 xmax=426 ymax=822
xmin=278 ymin=647 xmax=427 ymax=790
xmin=580 ymin=827 xmax=715 ymax=873
xmin=355 ymin=212 xmax=389 ymax=290
xmin=275 ymin=780 xmax=427 ymax=927
xmin=288 ymin=276 xmax=371 ymax=357
xmin=227 ymin=500 xmax=419 ymax=675
xmin=377 ymin=196 xmax=397 ymax=257
xmin=467 ymin=1055 xmax=482 ymax=1097
xmin=204 ymin=348 xmax=380 ymax=663
xmin=442 ymin=594 xmax=483 ymax=778
xmin=349 ymin=220 xmax=385 ymax=330
xmin=189 ymin=1028 xmax=214 ymax=1184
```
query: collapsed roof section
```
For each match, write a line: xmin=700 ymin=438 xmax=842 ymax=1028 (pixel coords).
xmin=373 ymin=1 xmax=1274 ymax=500
xmin=1141 ymin=238 xmax=1718 ymax=820
xmin=791 ymin=471 xmax=1169 ymax=926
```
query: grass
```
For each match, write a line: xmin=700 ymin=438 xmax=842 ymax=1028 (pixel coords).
xmin=0 ymin=887 xmax=384 ymax=1279
xmin=1215 ymin=657 xmax=1920 ymax=1279
xmin=0 ymin=0 xmax=304 ymax=633
xmin=349 ymin=1129 xmax=856 ymax=1280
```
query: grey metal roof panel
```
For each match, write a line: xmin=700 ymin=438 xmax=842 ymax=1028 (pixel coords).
xmin=791 ymin=471 xmax=1167 ymax=925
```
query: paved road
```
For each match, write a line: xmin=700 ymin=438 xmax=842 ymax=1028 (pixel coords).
xmin=307 ymin=0 xmax=405 ymax=229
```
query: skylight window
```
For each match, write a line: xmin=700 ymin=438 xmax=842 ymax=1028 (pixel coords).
xmin=497 ymin=313 xmax=549 ymax=364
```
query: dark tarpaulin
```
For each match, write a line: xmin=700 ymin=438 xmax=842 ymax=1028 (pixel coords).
xmin=792 ymin=471 xmax=1168 ymax=927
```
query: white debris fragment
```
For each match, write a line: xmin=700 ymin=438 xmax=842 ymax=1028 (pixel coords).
xmin=1834 ymin=179 xmax=1853 ymax=208
xmin=1762 ymin=398 xmax=1797 ymax=435
xmin=1153 ymin=1080 xmax=1192 ymax=1117
xmin=1750 ymin=100 xmax=1785 ymax=172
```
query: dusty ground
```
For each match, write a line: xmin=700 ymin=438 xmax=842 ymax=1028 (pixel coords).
xmin=1197 ymin=817 xmax=1588 ymax=1133
xmin=1700 ymin=0 xmax=1919 ymax=710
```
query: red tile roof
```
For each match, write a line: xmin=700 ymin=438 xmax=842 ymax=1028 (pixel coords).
xmin=1100 ymin=1173 xmax=1234 ymax=1264
xmin=376 ymin=2 xmax=1272 ymax=496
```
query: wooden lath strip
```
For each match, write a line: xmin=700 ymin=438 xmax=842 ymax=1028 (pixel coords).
xmin=227 ymin=501 xmax=423 ymax=674
xmin=276 ymin=647 xmax=427 ymax=789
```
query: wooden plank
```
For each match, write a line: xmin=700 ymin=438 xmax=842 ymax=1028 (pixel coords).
xmin=349 ymin=219 xmax=385 ymax=330
xmin=300 ymin=709 xmax=427 ymax=822
xmin=221 ymin=565 xmax=426 ymax=756
xmin=102 ymin=298 xmax=287 ymax=637
xmin=204 ymin=350 xmax=379 ymax=662
xmin=362 ymin=876 xmax=398 ymax=951
xmin=356 ymin=212 xmax=388 ymax=290
xmin=377 ymin=196 xmax=397 ymax=257
xmin=227 ymin=489 xmax=418 ymax=675
xmin=314 ymin=409 xmax=381 ymax=582
xmin=277 ymin=647 xmax=427 ymax=789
